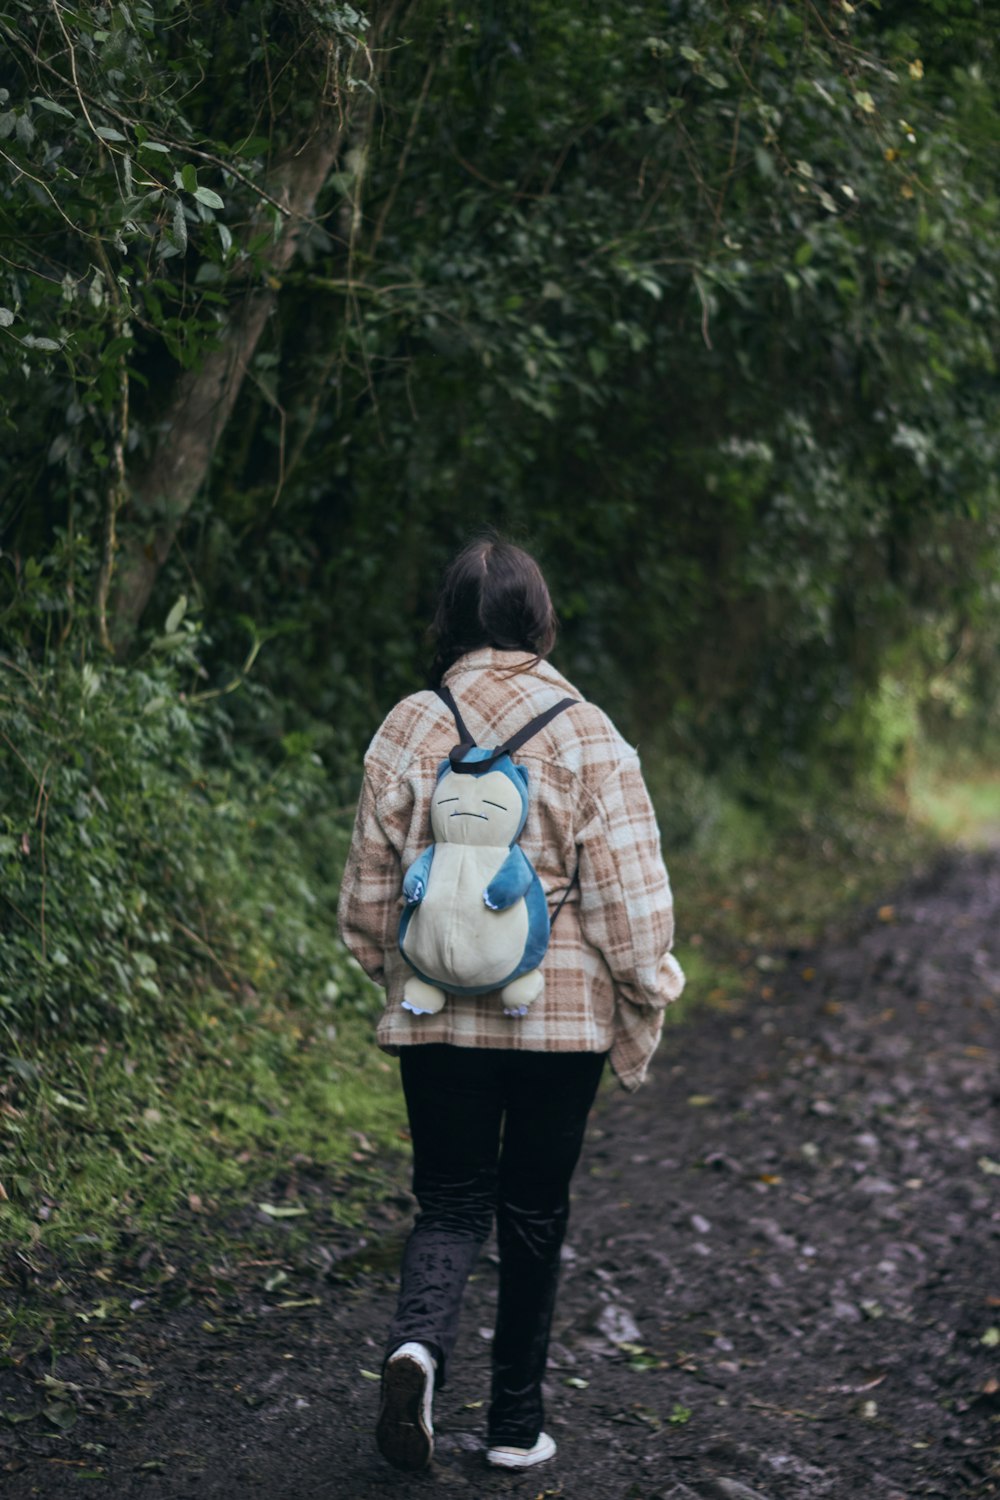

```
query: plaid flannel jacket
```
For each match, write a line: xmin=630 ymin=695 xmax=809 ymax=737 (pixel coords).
xmin=337 ymin=648 xmax=685 ymax=1091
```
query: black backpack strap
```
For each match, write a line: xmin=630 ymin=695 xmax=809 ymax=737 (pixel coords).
xmin=499 ymin=697 xmax=577 ymax=758
xmin=435 ymin=690 xmax=578 ymax=775
xmin=549 ymin=866 xmax=579 ymax=927
xmin=435 ymin=685 xmax=476 ymax=747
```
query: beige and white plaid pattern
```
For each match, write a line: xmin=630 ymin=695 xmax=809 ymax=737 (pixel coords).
xmin=337 ymin=648 xmax=685 ymax=1090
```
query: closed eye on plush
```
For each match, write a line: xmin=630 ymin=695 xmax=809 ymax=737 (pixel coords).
xmin=436 ymin=797 xmax=460 ymax=804
xmin=482 ymin=800 xmax=508 ymax=810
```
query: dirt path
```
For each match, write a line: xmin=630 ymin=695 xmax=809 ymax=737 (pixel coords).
xmin=3 ymin=852 xmax=999 ymax=1498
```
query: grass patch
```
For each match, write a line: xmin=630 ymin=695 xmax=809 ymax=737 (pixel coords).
xmin=653 ymin=760 xmax=942 ymax=1019
xmin=1 ymin=984 xmax=407 ymax=1263
xmin=0 ymin=980 xmax=410 ymax=1358
xmin=671 ymin=797 xmax=933 ymax=957
xmin=908 ymin=756 xmax=1000 ymax=847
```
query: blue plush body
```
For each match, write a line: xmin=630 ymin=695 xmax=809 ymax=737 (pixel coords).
xmin=398 ymin=749 xmax=551 ymax=997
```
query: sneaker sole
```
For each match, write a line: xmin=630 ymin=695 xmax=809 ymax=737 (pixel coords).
xmin=486 ymin=1434 xmax=556 ymax=1469
xmin=376 ymin=1357 xmax=433 ymax=1472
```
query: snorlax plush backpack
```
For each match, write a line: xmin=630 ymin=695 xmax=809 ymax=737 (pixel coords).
xmin=398 ymin=685 xmax=577 ymax=1019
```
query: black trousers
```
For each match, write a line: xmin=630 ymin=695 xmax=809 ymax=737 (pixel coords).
xmin=385 ymin=1044 xmax=606 ymax=1447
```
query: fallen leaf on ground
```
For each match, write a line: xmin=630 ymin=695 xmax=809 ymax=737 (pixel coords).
xmin=44 ymin=1402 xmax=77 ymax=1431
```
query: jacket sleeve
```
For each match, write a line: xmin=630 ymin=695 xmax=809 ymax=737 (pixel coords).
xmin=337 ymin=771 xmax=403 ymax=990
xmin=576 ymin=756 xmax=685 ymax=1016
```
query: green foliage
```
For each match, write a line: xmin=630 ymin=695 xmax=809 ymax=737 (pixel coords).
xmin=3 ymin=0 xmax=998 ymax=786
xmin=0 ymin=568 xmax=402 ymax=1263
xmin=0 ymin=554 xmax=376 ymax=1043
xmin=0 ymin=0 xmax=370 ymax=377
xmin=181 ymin=0 xmax=1000 ymax=781
xmin=0 ymin=0 xmax=371 ymax=602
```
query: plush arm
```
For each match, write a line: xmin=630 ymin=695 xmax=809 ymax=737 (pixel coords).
xmin=484 ymin=846 xmax=534 ymax=911
xmin=402 ymin=845 xmax=435 ymax=905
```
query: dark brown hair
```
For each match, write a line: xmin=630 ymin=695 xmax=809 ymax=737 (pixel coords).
xmin=429 ymin=533 xmax=558 ymax=687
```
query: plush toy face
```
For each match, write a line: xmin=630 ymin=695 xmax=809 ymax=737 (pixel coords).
xmin=430 ymin=764 xmax=527 ymax=847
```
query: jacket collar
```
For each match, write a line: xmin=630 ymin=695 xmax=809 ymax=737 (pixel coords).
xmin=442 ymin=647 xmax=568 ymax=690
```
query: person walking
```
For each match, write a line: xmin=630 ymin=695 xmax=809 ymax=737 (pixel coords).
xmin=337 ymin=534 xmax=684 ymax=1472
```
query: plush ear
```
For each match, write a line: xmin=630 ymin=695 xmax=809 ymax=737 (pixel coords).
xmin=436 ymin=759 xmax=451 ymax=780
xmin=514 ymin=765 xmax=529 ymax=789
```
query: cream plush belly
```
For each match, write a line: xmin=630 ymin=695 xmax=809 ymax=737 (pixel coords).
xmin=401 ymin=844 xmax=530 ymax=990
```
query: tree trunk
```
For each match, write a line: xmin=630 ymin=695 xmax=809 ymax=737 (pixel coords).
xmin=110 ymin=127 xmax=343 ymax=646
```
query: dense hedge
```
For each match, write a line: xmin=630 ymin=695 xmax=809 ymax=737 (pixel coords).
xmin=0 ymin=572 xmax=370 ymax=1039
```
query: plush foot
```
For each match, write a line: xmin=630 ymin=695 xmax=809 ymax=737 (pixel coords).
xmin=376 ymin=1342 xmax=436 ymax=1472
xmin=486 ymin=1432 xmax=556 ymax=1469
xmin=402 ymin=977 xmax=447 ymax=1016
xmin=500 ymin=968 xmax=544 ymax=1017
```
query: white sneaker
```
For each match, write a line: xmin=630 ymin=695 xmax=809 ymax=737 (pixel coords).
xmin=376 ymin=1342 xmax=436 ymax=1471
xmin=486 ymin=1431 xmax=557 ymax=1469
